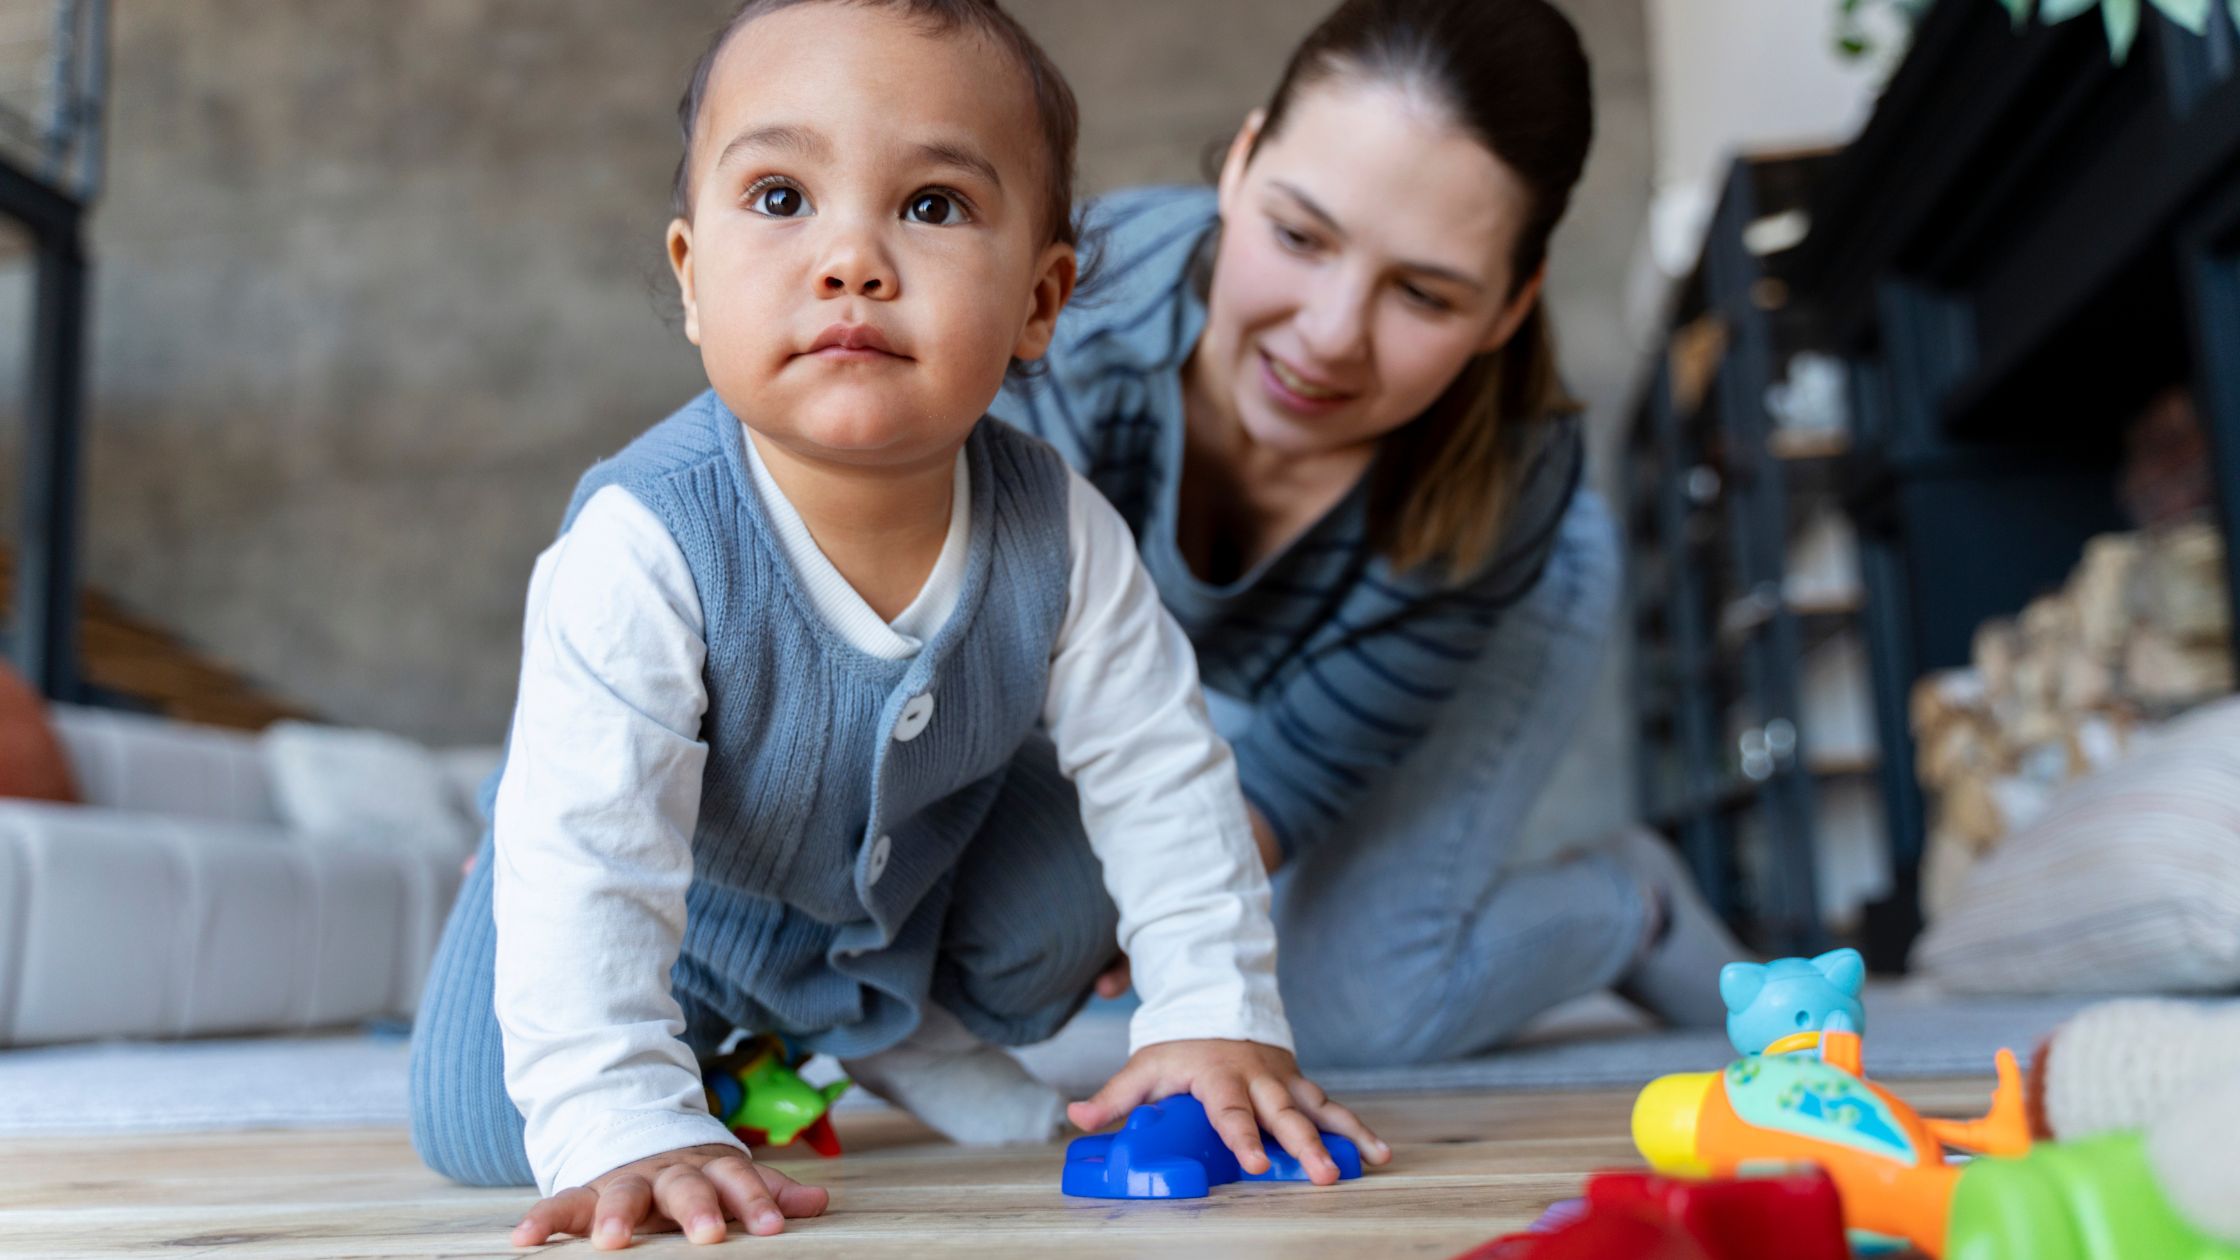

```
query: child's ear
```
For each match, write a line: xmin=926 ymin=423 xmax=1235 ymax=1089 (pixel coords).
xmin=1012 ymin=240 xmax=1078 ymax=363
xmin=666 ymin=217 xmax=703 ymax=346
xmin=1215 ymin=108 xmax=1267 ymax=218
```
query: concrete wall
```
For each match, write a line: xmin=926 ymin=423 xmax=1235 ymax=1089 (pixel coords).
xmin=0 ymin=0 xmax=1653 ymax=849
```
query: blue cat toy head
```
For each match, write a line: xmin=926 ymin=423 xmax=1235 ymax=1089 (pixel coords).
xmin=1719 ymin=948 xmax=1866 ymax=1056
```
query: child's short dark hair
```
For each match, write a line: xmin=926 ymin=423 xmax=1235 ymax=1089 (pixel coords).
xmin=670 ymin=0 xmax=1082 ymax=257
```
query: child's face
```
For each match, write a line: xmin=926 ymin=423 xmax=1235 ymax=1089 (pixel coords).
xmin=667 ymin=5 xmax=1075 ymax=472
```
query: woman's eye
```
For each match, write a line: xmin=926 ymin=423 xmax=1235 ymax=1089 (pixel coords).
xmin=905 ymin=191 xmax=968 ymax=225
xmin=1272 ymin=222 xmax=1315 ymax=253
xmin=1400 ymin=283 xmax=1454 ymax=313
xmin=749 ymin=182 xmax=809 ymax=217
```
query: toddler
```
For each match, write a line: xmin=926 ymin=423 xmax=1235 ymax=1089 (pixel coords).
xmin=407 ymin=0 xmax=1385 ymax=1248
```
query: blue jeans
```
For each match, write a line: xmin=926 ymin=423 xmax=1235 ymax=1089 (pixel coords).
xmin=1216 ymin=489 xmax=1648 ymax=1068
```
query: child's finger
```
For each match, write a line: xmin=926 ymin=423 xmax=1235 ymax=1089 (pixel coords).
xmin=705 ymin=1157 xmax=789 ymax=1236
xmin=1288 ymin=1077 xmax=1389 ymax=1165
xmin=1195 ymin=1074 xmax=1270 ymax=1175
xmin=650 ymin=1164 xmax=729 ymax=1244
xmin=513 ymin=1187 xmax=597 ymax=1246
xmin=1249 ymin=1076 xmax=1338 ymax=1185
xmin=753 ymin=1162 xmax=833 ymax=1219
xmin=591 ymin=1175 xmax=654 ymax=1250
xmin=1067 ymin=1063 xmax=1152 ymax=1133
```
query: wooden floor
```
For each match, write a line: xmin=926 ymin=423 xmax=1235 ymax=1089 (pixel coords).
xmin=0 ymin=1080 xmax=1997 ymax=1258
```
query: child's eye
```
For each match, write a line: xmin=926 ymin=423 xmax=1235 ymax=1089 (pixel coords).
xmin=745 ymin=178 xmax=811 ymax=218
xmin=904 ymin=190 xmax=971 ymax=226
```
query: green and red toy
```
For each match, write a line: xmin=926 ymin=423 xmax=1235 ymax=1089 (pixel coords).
xmin=701 ymin=1033 xmax=850 ymax=1157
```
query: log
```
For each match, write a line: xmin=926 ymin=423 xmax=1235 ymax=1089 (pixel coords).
xmin=2072 ymin=534 xmax=2141 ymax=659
xmin=2053 ymin=644 xmax=2115 ymax=713
xmin=2124 ymin=627 xmax=2234 ymax=710
xmin=1918 ymin=713 xmax=2001 ymax=788
xmin=2134 ymin=520 xmax=2228 ymax=645
xmin=2064 ymin=711 xmax=2133 ymax=779
xmin=1936 ymin=772 xmax=2007 ymax=848
xmin=1910 ymin=667 xmax=1988 ymax=741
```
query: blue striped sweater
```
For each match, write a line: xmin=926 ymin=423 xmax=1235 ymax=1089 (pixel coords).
xmin=989 ymin=185 xmax=1584 ymax=859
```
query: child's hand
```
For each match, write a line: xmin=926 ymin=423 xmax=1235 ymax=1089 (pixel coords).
xmin=1067 ymin=1041 xmax=1390 ymax=1185
xmin=511 ymin=1144 xmax=828 ymax=1250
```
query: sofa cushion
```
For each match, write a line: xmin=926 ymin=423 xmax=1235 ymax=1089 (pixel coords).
xmin=0 ymin=662 xmax=76 ymax=804
xmin=47 ymin=705 xmax=273 ymax=823
xmin=261 ymin=721 xmax=477 ymax=859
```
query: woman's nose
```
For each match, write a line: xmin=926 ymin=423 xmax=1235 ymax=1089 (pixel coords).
xmin=1296 ymin=282 xmax=1371 ymax=362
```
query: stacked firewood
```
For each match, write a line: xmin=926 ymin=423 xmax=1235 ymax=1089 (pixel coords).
xmin=1911 ymin=518 xmax=2232 ymax=917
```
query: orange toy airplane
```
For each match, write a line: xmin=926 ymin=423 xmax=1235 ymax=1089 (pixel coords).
xmin=1631 ymin=1028 xmax=2033 ymax=1256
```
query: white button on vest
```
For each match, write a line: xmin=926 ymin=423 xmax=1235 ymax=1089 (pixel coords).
xmin=893 ymin=693 xmax=935 ymax=743
xmin=866 ymin=834 xmax=893 ymax=884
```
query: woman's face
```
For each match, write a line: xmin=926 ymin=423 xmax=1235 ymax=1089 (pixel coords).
xmin=1197 ymin=75 xmax=1545 ymax=458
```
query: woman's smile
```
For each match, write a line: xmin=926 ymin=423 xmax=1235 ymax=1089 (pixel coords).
xmin=1258 ymin=348 xmax=1358 ymax=412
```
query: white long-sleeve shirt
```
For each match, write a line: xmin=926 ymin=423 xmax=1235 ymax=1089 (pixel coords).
xmin=493 ymin=424 xmax=1290 ymax=1193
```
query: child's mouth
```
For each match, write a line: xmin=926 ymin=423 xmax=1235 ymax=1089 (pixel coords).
xmin=803 ymin=323 xmax=907 ymax=361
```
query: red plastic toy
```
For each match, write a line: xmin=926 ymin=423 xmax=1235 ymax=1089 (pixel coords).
xmin=1454 ymin=1169 xmax=1850 ymax=1260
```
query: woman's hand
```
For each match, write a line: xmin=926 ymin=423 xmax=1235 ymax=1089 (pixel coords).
xmin=1067 ymin=1041 xmax=1389 ymax=1184
xmin=1247 ymin=805 xmax=1284 ymax=874
xmin=1092 ymin=954 xmax=1134 ymax=999
xmin=511 ymin=1144 xmax=829 ymax=1249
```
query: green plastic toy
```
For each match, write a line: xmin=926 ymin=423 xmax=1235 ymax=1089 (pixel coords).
xmin=1947 ymin=1131 xmax=2240 ymax=1260
xmin=701 ymin=1033 xmax=850 ymax=1157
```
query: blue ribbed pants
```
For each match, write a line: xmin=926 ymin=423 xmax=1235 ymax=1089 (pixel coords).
xmin=408 ymin=738 xmax=1114 ymax=1187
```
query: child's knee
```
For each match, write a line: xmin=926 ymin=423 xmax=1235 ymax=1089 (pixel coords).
xmin=408 ymin=1061 xmax=535 ymax=1187
xmin=940 ymin=900 xmax=1114 ymax=1044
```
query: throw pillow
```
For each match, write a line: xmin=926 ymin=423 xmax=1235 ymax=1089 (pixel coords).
xmin=1912 ymin=696 xmax=2240 ymax=994
xmin=0 ymin=659 xmax=77 ymax=802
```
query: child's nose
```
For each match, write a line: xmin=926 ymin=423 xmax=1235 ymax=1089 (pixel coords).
xmin=816 ymin=235 xmax=898 ymax=299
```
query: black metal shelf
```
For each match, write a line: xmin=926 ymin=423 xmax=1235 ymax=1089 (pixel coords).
xmin=4 ymin=1 xmax=107 ymax=705
xmin=1775 ymin=0 xmax=2240 ymax=966
xmin=1628 ymin=150 xmax=1841 ymax=955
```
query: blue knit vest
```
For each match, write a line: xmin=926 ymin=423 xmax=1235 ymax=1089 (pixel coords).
xmin=510 ymin=389 xmax=1073 ymax=1058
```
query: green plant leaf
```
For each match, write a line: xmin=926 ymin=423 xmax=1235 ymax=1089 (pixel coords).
xmin=2104 ymin=0 xmax=2142 ymax=58
xmin=2000 ymin=0 xmax=2036 ymax=23
xmin=2153 ymin=0 xmax=2212 ymax=32
xmin=2040 ymin=0 xmax=2099 ymax=22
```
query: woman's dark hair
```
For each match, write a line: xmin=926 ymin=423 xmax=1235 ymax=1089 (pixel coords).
xmin=670 ymin=0 xmax=1081 ymax=257
xmin=1248 ymin=0 xmax=1594 ymax=579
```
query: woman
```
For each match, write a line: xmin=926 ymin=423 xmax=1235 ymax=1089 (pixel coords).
xmin=990 ymin=0 xmax=1739 ymax=1069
